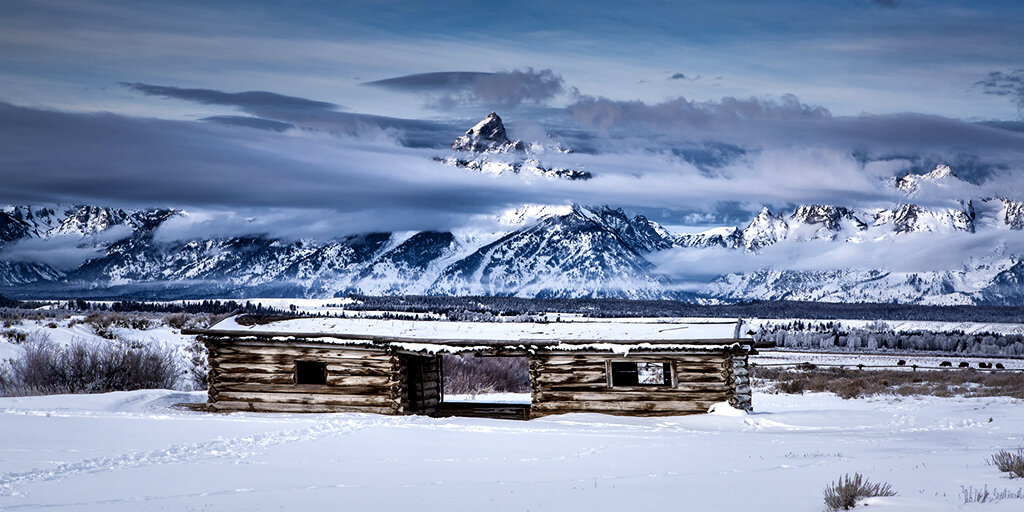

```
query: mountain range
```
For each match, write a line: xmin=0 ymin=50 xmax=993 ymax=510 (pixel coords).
xmin=2 ymin=115 xmax=1022 ymax=305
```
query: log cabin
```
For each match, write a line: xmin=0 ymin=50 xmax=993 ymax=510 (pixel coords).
xmin=187 ymin=315 xmax=755 ymax=419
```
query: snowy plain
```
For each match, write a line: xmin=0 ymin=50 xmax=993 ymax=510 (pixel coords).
xmin=1 ymin=390 xmax=1023 ymax=511
xmin=1 ymin=307 xmax=1023 ymax=510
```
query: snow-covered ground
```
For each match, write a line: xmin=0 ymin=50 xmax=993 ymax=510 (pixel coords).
xmin=1 ymin=390 xmax=1023 ymax=511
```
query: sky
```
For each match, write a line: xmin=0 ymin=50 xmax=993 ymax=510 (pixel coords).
xmin=1 ymin=0 xmax=1023 ymax=244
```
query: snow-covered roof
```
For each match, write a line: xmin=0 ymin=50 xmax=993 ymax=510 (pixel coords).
xmin=198 ymin=315 xmax=752 ymax=355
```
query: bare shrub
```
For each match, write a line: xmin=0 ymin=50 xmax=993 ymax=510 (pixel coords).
xmin=753 ymin=366 xmax=1024 ymax=399
xmin=992 ymin=449 xmax=1024 ymax=478
xmin=85 ymin=312 xmax=155 ymax=339
xmin=1 ymin=329 xmax=29 ymax=344
xmin=163 ymin=312 xmax=218 ymax=330
xmin=183 ymin=337 xmax=208 ymax=390
xmin=961 ymin=485 xmax=1024 ymax=503
xmin=0 ymin=338 xmax=178 ymax=396
xmin=823 ymin=473 xmax=896 ymax=511
xmin=443 ymin=355 xmax=529 ymax=394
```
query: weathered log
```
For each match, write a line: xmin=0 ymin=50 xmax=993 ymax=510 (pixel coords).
xmin=214 ymin=390 xmax=398 ymax=407
xmin=208 ymin=400 xmax=399 ymax=414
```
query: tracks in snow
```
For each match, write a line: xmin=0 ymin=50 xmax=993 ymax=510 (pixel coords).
xmin=0 ymin=416 xmax=372 ymax=496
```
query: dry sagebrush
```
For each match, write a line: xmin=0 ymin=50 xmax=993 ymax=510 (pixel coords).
xmin=823 ymin=473 xmax=896 ymax=511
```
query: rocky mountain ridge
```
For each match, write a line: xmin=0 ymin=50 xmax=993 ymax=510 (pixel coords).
xmin=437 ymin=112 xmax=591 ymax=180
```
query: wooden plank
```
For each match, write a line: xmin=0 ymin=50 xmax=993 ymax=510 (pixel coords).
xmin=210 ymin=372 xmax=294 ymax=385
xmin=210 ymin=362 xmax=395 ymax=377
xmin=208 ymin=401 xmax=399 ymax=415
xmin=535 ymin=382 xmax=729 ymax=394
xmin=210 ymin=344 xmax=393 ymax=361
xmin=534 ymin=390 xmax=732 ymax=402
xmin=530 ymin=400 xmax=714 ymax=416
xmin=209 ymin=352 xmax=394 ymax=367
xmin=213 ymin=382 xmax=396 ymax=396
xmin=214 ymin=391 xmax=398 ymax=407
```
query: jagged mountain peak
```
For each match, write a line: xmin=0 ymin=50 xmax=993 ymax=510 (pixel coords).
xmin=451 ymin=112 xmax=524 ymax=153
xmin=895 ymin=164 xmax=962 ymax=195
xmin=790 ymin=205 xmax=864 ymax=232
xmin=441 ymin=113 xmax=591 ymax=180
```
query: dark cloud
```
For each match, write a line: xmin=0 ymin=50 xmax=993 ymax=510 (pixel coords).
xmin=975 ymin=69 xmax=1024 ymax=117
xmin=122 ymin=82 xmax=340 ymax=113
xmin=367 ymin=69 xmax=564 ymax=109
xmin=364 ymin=72 xmax=494 ymax=90
xmin=561 ymin=94 xmax=1024 ymax=185
xmin=128 ymin=83 xmax=458 ymax=148
xmin=668 ymin=73 xmax=699 ymax=81
xmin=567 ymin=94 xmax=831 ymax=131
xmin=201 ymin=115 xmax=294 ymax=132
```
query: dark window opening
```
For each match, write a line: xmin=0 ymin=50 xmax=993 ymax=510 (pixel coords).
xmin=610 ymin=362 xmax=671 ymax=387
xmin=295 ymin=360 xmax=327 ymax=385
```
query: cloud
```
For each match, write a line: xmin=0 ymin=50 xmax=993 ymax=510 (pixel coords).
xmin=0 ymin=226 xmax=132 ymax=269
xmin=567 ymin=93 xmax=831 ymax=131
xmin=122 ymin=82 xmax=340 ymax=114
xmin=559 ymin=94 xmax=1024 ymax=186
xmin=364 ymin=71 xmax=493 ymax=90
xmin=3 ymin=91 xmax=1024 ymax=245
xmin=668 ymin=73 xmax=699 ymax=81
xmin=975 ymin=69 xmax=1024 ymax=117
xmin=367 ymin=68 xmax=565 ymax=109
xmin=126 ymin=82 xmax=458 ymax=147
xmin=650 ymin=230 xmax=1024 ymax=282
xmin=201 ymin=115 xmax=294 ymax=132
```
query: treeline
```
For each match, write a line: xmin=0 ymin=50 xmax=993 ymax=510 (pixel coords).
xmin=17 ymin=298 xmax=287 ymax=315
xmin=757 ymin=323 xmax=1024 ymax=357
xmin=341 ymin=295 xmax=1024 ymax=323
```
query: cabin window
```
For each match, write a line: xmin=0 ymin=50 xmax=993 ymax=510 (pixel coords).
xmin=295 ymin=360 xmax=327 ymax=385
xmin=609 ymin=361 xmax=672 ymax=387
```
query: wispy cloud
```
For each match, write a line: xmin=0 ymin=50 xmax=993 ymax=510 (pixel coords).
xmin=567 ymin=93 xmax=831 ymax=131
xmin=975 ymin=69 xmax=1024 ymax=117
xmin=366 ymin=68 xmax=565 ymax=109
xmin=122 ymin=82 xmax=340 ymax=114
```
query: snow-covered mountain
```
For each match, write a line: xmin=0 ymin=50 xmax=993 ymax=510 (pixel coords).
xmin=436 ymin=112 xmax=592 ymax=180
xmin=685 ymin=166 xmax=1024 ymax=305
xmin=2 ymin=165 xmax=1022 ymax=304
xmin=0 ymin=203 xmax=677 ymax=300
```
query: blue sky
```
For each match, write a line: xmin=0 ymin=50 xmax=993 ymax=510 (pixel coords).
xmin=1 ymin=0 xmax=1023 ymax=233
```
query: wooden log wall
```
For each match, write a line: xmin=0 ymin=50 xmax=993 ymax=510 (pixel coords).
xmin=529 ymin=352 xmax=749 ymax=418
xmin=203 ymin=336 xmax=403 ymax=414
xmin=398 ymin=354 xmax=442 ymax=416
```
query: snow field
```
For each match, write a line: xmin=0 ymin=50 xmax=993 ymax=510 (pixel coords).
xmin=1 ymin=390 xmax=1023 ymax=511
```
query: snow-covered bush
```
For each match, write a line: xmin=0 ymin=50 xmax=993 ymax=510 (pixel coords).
xmin=182 ymin=337 xmax=208 ymax=390
xmin=823 ymin=473 xmax=896 ymax=511
xmin=992 ymin=449 xmax=1024 ymax=478
xmin=0 ymin=338 xmax=178 ymax=396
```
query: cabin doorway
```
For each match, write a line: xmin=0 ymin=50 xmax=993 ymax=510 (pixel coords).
xmin=399 ymin=354 xmax=442 ymax=416
xmin=434 ymin=355 xmax=531 ymax=420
